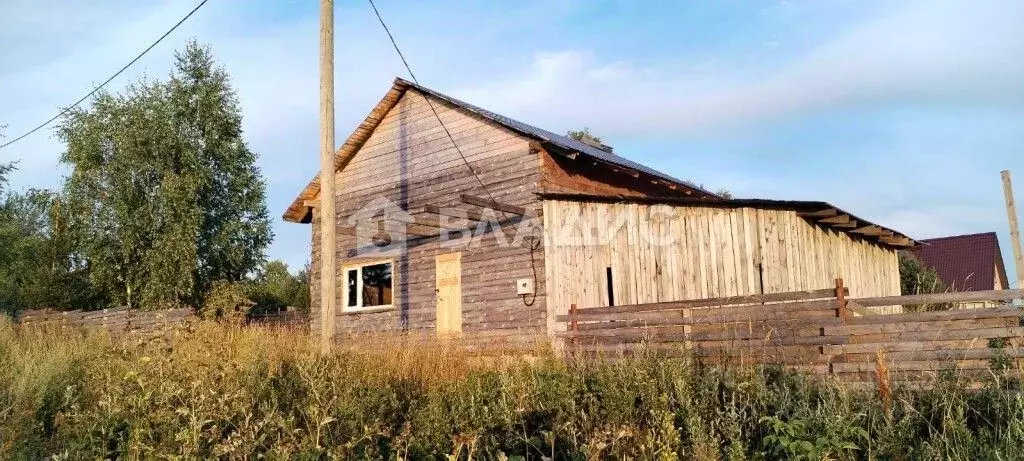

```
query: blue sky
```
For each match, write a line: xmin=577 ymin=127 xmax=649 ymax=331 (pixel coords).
xmin=1 ymin=0 xmax=1023 ymax=285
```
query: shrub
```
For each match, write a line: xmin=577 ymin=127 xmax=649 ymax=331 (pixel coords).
xmin=198 ymin=281 xmax=253 ymax=323
xmin=2 ymin=322 xmax=1024 ymax=459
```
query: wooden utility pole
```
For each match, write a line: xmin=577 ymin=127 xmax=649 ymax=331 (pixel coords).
xmin=1002 ymin=170 xmax=1024 ymax=290
xmin=318 ymin=0 xmax=337 ymax=353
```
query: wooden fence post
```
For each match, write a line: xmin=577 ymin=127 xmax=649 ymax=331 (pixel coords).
xmin=829 ymin=278 xmax=849 ymax=372
xmin=1002 ymin=171 xmax=1024 ymax=290
xmin=569 ymin=303 xmax=578 ymax=348
xmin=682 ymin=307 xmax=692 ymax=350
xmin=835 ymin=278 xmax=848 ymax=321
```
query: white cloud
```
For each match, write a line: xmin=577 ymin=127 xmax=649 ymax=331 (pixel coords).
xmin=453 ymin=0 xmax=1024 ymax=137
xmin=0 ymin=0 xmax=546 ymax=269
xmin=3 ymin=0 xmax=1023 ymax=276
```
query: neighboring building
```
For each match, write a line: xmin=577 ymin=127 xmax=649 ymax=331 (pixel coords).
xmin=283 ymin=77 xmax=916 ymax=344
xmin=911 ymin=232 xmax=1009 ymax=292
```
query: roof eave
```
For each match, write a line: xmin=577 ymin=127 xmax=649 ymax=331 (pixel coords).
xmin=537 ymin=192 xmax=919 ymax=249
xmin=281 ymin=78 xmax=415 ymax=223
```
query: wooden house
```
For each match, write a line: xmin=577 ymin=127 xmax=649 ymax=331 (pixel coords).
xmin=283 ymin=78 xmax=916 ymax=344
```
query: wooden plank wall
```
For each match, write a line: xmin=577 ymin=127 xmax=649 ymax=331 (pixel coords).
xmin=15 ymin=307 xmax=192 ymax=336
xmin=248 ymin=310 xmax=309 ymax=331
xmin=559 ymin=288 xmax=1024 ymax=383
xmin=309 ymin=89 xmax=547 ymax=341
xmin=542 ymin=200 xmax=901 ymax=334
xmin=559 ymin=289 xmax=843 ymax=373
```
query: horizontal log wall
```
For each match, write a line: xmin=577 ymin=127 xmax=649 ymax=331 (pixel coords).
xmin=248 ymin=310 xmax=309 ymax=331
xmin=15 ymin=307 xmax=192 ymax=336
xmin=310 ymin=89 xmax=547 ymax=340
xmin=561 ymin=287 xmax=1024 ymax=382
xmin=542 ymin=200 xmax=901 ymax=335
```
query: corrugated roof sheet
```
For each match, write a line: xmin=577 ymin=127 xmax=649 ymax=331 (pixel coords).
xmin=911 ymin=232 xmax=1007 ymax=291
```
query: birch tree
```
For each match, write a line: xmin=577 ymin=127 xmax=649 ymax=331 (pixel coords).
xmin=58 ymin=42 xmax=271 ymax=309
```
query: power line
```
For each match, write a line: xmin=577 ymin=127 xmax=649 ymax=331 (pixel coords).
xmin=367 ymin=0 xmax=539 ymax=306
xmin=366 ymin=0 xmax=510 ymax=222
xmin=0 ymin=0 xmax=211 ymax=151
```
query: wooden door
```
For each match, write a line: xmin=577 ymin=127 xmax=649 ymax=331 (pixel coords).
xmin=435 ymin=252 xmax=462 ymax=335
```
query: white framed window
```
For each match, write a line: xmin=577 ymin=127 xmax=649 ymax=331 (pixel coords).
xmin=342 ymin=259 xmax=395 ymax=311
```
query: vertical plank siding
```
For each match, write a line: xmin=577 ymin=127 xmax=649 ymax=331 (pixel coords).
xmin=543 ymin=200 xmax=902 ymax=332
xmin=304 ymin=87 xmax=903 ymax=344
xmin=309 ymin=90 xmax=547 ymax=339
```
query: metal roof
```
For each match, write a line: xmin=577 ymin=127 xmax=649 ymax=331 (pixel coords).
xmin=538 ymin=192 xmax=920 ymax=249
xmin=398 ymin=79 xmax=712 ymax=195
xmin=283 ymin=78 xmax=716 ymax=222
xmin=911 ymin=232 xmax=1008 ymax=291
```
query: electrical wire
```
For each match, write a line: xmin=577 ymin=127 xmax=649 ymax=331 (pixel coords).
xmin=367 ymin=0 xmax=510 ymax=222
xmin=0 ymin=0 xmax=211 ymax=151
xmin=367 ymin=0 xmax=540 ymax=305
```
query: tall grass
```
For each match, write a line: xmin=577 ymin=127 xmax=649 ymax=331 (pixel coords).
xmin=2 ymin=315 xmax=1023 ymax=459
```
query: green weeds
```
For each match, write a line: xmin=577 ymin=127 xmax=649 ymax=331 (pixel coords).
xmin=2 ymin=317 xmax=1023 ymax=459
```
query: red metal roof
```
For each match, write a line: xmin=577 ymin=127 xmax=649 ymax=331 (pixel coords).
xmin=911 ymin=232 xmax=1008 ymax=291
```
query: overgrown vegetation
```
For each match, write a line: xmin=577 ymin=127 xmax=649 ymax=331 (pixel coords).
xmin=0 ymin=163 xmax=103 ymax=314
xmin=567 ymin=127 xmax=603 ymax=145
xmin=2 ymin=318 xmax=1023 ymax=459
xmin=898 ymin=253 xmax=952 ymax=311
xmin=899 ymin=253 xmax=946 ymax=296
xmin=248 ymin=260 xmax=311 ymax=316
xmin=58 ymin=41 xmax=271 ymax=309
xmin=0 ymin=42 xmax=306 ymax=317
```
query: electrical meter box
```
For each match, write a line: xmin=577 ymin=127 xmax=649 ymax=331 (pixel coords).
xmin=516 ymin=278 xmax=534 ymax=295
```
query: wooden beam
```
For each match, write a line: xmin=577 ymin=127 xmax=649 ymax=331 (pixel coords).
xmin=558 ymin=288 xmax=842 ymax=318
xmin=845 ymin=307 xmax=1023 ymax=325
xmin=340 ymin=222 xmax=437 ymax=239
xmin=852 ymin=289 xmax=1024 ymax=307
xmin=797 ymin=208 xmax=838 ymax=218
xmin=819 ymin=214 xmax=851 ymax=225
xmin=878 ymin=236 xmax=913 ymax=247
xmin=845 ymin=300 xmax=874 ymax=316
xmin=608 ymin=165 xmax=640 ymax=178
xmin=412 ymin=216 xmax=449 ymax=229
xmin=832 ymin=220 xmax=859 ymax=229
xmin=1002 ymin=170 xmax=1024 ymax=289
xmin=460 ymin=194 xmax=526 ymax=216
xmin=405 ymin=223 xmax=439 ymax=237
xmin=851 ymin=225 xmax=892 ymax=237
xmin=418 ymin=204 xmax=490 ymax=223
xmin=318 ymin=0 xmax=336 ymax=353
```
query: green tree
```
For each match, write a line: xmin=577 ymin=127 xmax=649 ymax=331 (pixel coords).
xmin=899 ymin=253 xmax=949 ymax=311
xmin=0 ymin=164 xmax=100 ymax=314
xmin=248 ymin=260 xmax=310 ymax=316
xmin=58 ymin=42 xmax=271 ymax=309
xmin=899 ymin=253 xmax=945 ymax=295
